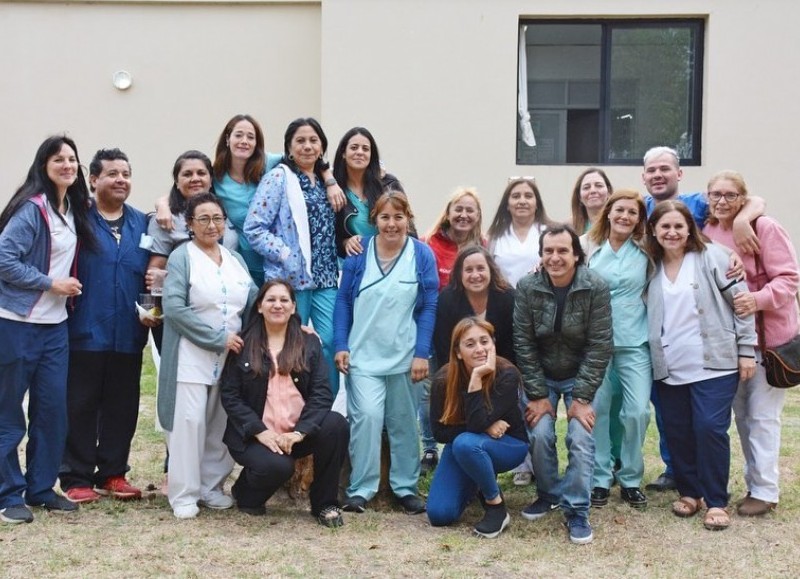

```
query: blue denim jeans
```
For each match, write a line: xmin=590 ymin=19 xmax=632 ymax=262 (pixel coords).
xmin=526 ymin=378 xmax=595 ymax=519
xmin=427 ymin=432 xmax=528 ymax=526
xmin=416 ymin=354 xmax=438 ymax=453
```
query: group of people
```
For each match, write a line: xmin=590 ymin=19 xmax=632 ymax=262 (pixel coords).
xmin=0 ymin=119 xmax=796 ymax=548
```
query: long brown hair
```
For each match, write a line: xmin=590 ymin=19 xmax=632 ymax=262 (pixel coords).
xmin=571 ymin=167 xmax=613 ymax=233
xmin=213 ymin=114 xmax=266 ymax=184
xmin=487 ymin=177 xmax=551 ymax=241
xmin=440 ymin=317 xmax=511 ymax=425
xmin=239 ymin=280 xmax=308 ymax=378
xmin=446 ymin=246 xmax=511 ymax=293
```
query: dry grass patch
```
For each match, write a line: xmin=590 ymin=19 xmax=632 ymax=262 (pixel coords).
xmin=3 ymin=351 xmax=799 ymax=578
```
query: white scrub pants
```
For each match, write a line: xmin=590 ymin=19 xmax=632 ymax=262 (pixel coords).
xmin=167 ymin=381 xmax=234 ymax=509
xmin=734 ymin=353 xmax=786 ymax=503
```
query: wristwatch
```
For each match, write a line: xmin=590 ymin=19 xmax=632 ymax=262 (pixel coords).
xmin=324 ymin=177 xmax=338 ymax=187
xmin=292 ymin=431 xmax=306 ymax=441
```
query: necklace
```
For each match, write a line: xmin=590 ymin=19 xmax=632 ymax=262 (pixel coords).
xmin=98 ymin=207 xmax=124 ymax=244
xmin=97 ymin=206 xmax=124 ymax=221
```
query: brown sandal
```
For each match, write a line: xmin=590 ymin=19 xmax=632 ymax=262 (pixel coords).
xmin=703 ymin=507 xmax=730 ymax=531
xmin=672 ymin=496 xmax=704 ymax=518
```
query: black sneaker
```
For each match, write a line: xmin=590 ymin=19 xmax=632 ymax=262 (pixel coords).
xmin=342 ymin=495 xmax=367 ymax=513
xmin=27 ymin=495 xmax=78 ymax=512
xmin=420 ymin=449 xmax=438 ymax=476
xmin=521 ymin=497 xmax=558 ymax=521
xmin=0 ymin=504 xmax=34 ymax=524
xmin=591 ymin=487 xmax=609 ymax=507
xmin=397 ymin=494 xmax=426 ymax=515
xmin=621 ymin=487 xmax=648 ymax=509
xmin=474 ymin=501 xmax=510 ymax=539
xmin=645 ymin=472 xmax=677 ymax=492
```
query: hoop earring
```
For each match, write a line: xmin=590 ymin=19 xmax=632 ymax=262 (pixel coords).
xmin=288 ymin=154 xmax=294 ymax=161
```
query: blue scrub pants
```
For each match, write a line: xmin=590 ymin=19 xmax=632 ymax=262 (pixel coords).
xmin=346 ymin=372 xmax=419 ymax=500
xmin=592 ymin=345 xmax=651 ymax=489
xmin=656 ymin=373 xmax=739 ymax=509
xmin=296 ymin=287 xmax=339 ymax=396
xmin=0 ymin=319 xmax=69 ymax=508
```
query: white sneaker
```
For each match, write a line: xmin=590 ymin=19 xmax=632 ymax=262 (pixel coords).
xmin=199 ymin=492 xmax=234 ymax=510
xmin=173 ymin=504 xmax=199 ymax=519
xmin=513 ymin=472 xmax=533 ymax=486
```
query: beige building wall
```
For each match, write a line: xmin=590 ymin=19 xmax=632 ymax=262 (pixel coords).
xmin=0 ymin=0 xmax=320 ymax=207
xmin=2 ymin=0 xmax=799 ymax=243
xmin=321 ymin=0 xmax=800 ymax=243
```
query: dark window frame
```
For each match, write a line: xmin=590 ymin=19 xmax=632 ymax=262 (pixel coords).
xmin=518 ymin=18 xmax=705 ymax=166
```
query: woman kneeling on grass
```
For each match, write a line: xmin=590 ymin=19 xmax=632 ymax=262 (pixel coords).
xmin=427 ymin=318 xmax=528 ymax=538
xmin=220 ymin=279 xmax=349 ymax=527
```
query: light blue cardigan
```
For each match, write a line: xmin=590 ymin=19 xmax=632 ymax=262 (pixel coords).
xmin=156 ymin=242 xmax=258 ymax=431
xmin=646 ymin=242 xmax=757 ymax=382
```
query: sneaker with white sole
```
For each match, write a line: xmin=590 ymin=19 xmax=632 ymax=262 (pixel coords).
xmin=173 ymin=504 xmax=200 ymax=519
xmin=567 ymin=515 xmax=594 ymax=544
xmin=513 ymin=471 xmax=533 ymax=486
xmin=0 ymin=504 xmax=34 ymax=524
xmin=474 ymin=502 xmax=510 ymax=539
xmin=521 ymin=497 xmax=558 ymax=521
xmin=199 ymin=492 xmax=234 ymax=510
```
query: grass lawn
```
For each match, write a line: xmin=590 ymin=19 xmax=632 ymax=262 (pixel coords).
xmin=3 ymin=349 xmax=799 ymax=578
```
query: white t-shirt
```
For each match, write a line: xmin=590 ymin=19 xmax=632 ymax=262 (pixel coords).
xmin=492 ymin=224 xmax=543 ymax=287
xmin=660 ymin=252 xmax=731 ymax=385
xmin=0 ymin=199 xmax=76 ymax=324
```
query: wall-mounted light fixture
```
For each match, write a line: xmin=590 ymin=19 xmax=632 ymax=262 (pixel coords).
xmin=112 ymin=70 xmax=133 ymax=91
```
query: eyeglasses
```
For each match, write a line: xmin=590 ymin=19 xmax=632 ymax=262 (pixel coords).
xmin=708 ymin=191 xmax=741 ymax=202
xmin=192 ymin=215 xmax=225 ymax=227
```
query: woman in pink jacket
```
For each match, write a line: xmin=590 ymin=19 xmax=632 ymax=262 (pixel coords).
xmin=703 ymin=170 xmax=800 ymax=517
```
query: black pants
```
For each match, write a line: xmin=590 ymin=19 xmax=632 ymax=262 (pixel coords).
xmin=59 ymin=350 xmax=143 ymax=490
xmin=229 ymin=412 xmax=349 ymax=516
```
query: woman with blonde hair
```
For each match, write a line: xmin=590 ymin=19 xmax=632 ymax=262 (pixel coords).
xmin=427 ymin=317 xmax=528 ymax=538
xmin=425 ymin=187 xmax=485 ymax=290
xmin=419 ymin=186 xmax=485 ymax=474
xmin=703 ymin=170 xmax=799 ymax=517
xmin=581 ymin=189 xmax=653 ymax=509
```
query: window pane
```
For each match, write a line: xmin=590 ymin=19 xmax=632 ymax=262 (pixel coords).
xmin=520 ymin=24 xmax=602 ymax=164
xmin=518 ymin=20 xmax=703 ymax=165
xmin=608 ymin=26 xmax=699 ymax=161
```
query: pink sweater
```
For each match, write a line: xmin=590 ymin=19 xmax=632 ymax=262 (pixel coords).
xmin=704 ymin=216 xmax=800 ymax=348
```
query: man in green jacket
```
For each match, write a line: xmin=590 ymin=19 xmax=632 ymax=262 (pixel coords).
xmin=513 ymin=225 xmax=612 ymax=545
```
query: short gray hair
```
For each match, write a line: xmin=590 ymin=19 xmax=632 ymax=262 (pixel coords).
xmin=643 ymin=146 xmax=680 ymax=168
